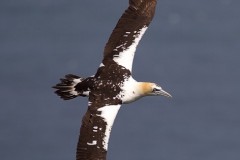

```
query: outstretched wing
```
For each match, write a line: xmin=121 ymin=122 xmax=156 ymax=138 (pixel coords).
xmin=76 ymin=93 xmax=121 ymax=160
xmin=102 ymin=0 xmax=157 ymax=72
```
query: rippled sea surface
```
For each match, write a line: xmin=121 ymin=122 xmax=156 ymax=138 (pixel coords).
xmin=1 ymin=0 xmax=240 ymax=159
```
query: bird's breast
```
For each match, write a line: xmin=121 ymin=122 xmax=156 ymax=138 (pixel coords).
xmin=119 ymin=77 xmax=142 ymax=104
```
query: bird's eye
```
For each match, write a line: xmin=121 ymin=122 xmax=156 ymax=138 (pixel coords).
xmin=152 ymin=88 xmax=158 ymax=92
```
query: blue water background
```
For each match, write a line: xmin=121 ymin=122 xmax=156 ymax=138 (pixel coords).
xmin=1 ymin=0 xmax=240 ymax=159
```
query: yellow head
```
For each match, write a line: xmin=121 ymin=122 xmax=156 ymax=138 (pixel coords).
xmin=139 ymin=82 xmax=172 ymax=97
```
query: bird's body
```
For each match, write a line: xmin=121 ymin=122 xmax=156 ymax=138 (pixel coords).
xmin=53 ymin=0 xmax=171 ymax=159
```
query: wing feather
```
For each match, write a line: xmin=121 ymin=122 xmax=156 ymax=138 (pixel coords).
xmin=76 ymin=93 xmax=121 ymax=160
xmin=102 ymin=0 xmax=157 ymax=71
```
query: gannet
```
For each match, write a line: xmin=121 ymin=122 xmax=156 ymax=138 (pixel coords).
xmin=53 ymin=0 xmax=171 ymax=159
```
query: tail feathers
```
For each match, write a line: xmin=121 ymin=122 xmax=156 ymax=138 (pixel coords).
xmin=53 ymin=74 xmax=85 ymax=100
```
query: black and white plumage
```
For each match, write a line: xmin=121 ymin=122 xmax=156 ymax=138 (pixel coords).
xmin=53 ymin=0 xmax=171 ymax=159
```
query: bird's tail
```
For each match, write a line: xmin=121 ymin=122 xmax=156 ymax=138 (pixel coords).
xmin=52 ymin=74 xmax=85 ymax=100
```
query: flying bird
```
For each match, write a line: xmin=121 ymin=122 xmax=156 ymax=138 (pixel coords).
xmin=53 ymin=0 xmax=171 ymax=159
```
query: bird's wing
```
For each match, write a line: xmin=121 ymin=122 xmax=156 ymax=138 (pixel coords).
xmin=102 ymin=0 xmax=157 ymax=72
xmin=76 ymin=92 xmax=121 ymax=160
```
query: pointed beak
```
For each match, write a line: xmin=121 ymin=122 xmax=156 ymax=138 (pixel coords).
xmin=158 ymin=89 xmax=172 ymax=98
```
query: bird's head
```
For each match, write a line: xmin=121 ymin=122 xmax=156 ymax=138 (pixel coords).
xmin=140 ymin=82 xmax=172 ymax=98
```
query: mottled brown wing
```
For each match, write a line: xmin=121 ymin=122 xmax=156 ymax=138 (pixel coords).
xmin=76 ymin=92 xmax=121 ymax=160
xmin=102 ymin=0 xmax=157 ymax=71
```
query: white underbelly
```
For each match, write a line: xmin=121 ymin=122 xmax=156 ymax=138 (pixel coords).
xmin=120 ymin=77 xmax=142 ymax=104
